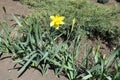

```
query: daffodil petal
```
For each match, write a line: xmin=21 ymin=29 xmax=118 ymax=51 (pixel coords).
xmin=60 ymin=21 xmax=64 ymax=24
xmin=50 ymin=16 xmax=55 ymax=20
xmin=55 ymin=24 xmax=59 ymax=27
xmin=50 ymin=21 xmax=54 ymax=27
xmin=60 ymin=17 xmax=65 ymax=20
xmin=56 ymin=26 xmax=59 ymax=29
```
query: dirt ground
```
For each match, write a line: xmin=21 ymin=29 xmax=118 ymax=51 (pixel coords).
xmin=0 ymin=0 xmax=30 ymax=22
xmin=0 ymin=54 xmax=67 ymax=80
xmin=0 ymin=0 xmax=67 ymax=80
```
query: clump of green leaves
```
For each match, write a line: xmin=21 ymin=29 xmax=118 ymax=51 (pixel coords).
xmin=0 ymin=14 xmax=85 ymax=80
xmin=0 ymin=14 xmax=120 ymax=80
xmin=77 ymin=45 xmax=120 ymax=80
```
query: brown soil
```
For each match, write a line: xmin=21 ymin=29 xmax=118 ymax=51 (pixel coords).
xmin=0 ymin=0 xmax=30 ymax=23
xmin=0 ymin=54 xmax=67 ymax=80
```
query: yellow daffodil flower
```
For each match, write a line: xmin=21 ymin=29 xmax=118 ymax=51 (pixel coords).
xmin=50 ymin=14 xmax=65 ymax=29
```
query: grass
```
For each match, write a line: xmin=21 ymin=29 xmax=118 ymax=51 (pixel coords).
xmin=20 ymin=0 xmax=120 ymax=44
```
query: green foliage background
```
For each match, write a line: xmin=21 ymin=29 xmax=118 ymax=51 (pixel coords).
xmin=20 ymin=0 xmax=120 ymax=44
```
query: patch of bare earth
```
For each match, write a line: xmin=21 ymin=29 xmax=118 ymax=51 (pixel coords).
xmin=0 ymin=54 xmax=67 ymax=80
xmin=0 ymin=0 xmax=30 ymax=24
xmin=0 ymin=0 xmax=67 ymax=80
